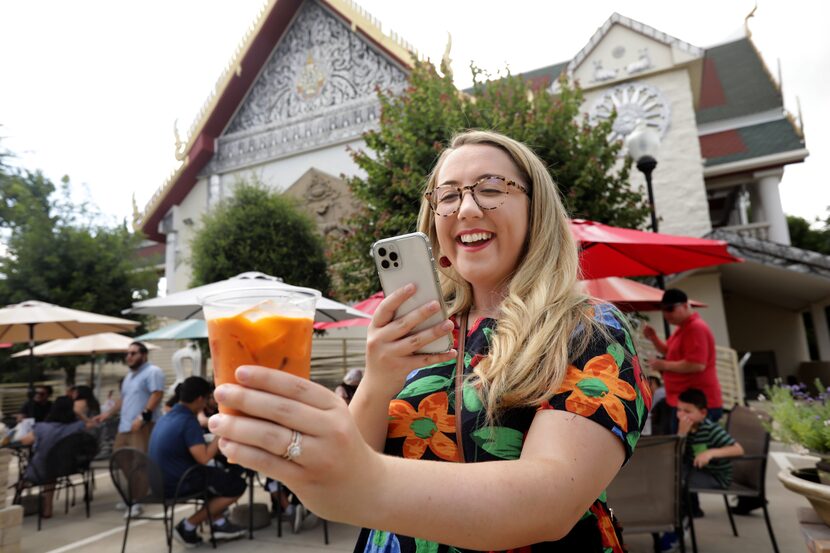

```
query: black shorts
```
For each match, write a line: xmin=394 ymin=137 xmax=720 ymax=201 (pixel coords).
xmin=174 ymin=466 xmax=247 ymax=499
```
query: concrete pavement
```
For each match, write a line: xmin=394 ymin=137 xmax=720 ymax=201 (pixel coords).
xmin=13 ymin=444 xmax=814 ymax=553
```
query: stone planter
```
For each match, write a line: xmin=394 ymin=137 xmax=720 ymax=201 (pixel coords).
xmin=779 ymin=468 xmax=830 ymax=526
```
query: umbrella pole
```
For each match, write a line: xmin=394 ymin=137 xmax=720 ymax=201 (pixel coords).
xmin=27 ymin=323 xmax=35 ymax=394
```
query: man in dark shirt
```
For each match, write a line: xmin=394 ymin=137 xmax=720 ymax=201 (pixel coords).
xmin=17 ymin=385 xmax=53 ymax=423
xmin=148 ymin=377 xmax=246 ymax=547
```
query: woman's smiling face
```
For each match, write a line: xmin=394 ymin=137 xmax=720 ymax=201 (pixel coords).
xmin=433 ymin=144 xmax=530 ymax=297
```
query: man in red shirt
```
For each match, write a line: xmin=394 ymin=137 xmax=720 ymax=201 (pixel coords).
xmin=644 ymin=289 xmax=723 ymax=432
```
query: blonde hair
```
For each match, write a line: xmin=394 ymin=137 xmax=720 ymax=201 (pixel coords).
xmin=417 ymin=130 xmax=601 ymax=422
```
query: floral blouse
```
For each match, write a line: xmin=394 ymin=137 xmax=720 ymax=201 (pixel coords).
xmin=354 ymin=304 xmax=652 ymax=553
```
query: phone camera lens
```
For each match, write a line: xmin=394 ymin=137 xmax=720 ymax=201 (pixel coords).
xmin=378 ymin=247 xmax=387 ymax=257
xmin=389 ymin=252 xmax=398 ymax=261
xmin=393 ymin=262 xmax=399 ymax=268
xmin=381 ymin=260 xmax=390 ymax=269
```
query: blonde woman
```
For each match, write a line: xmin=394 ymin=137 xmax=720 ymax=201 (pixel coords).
xmin=209 ymin=130 xmax=652 ymax=552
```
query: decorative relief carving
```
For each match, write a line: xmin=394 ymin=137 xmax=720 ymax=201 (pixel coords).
xmin=284 ymin=169 xmax=360 ymax=241
xmin=625 ymin=48 xmax=653 ymax=75
xmin=592 ymin=60 xmax=618 ymax=82
xmin=209 ymin=0 xmax=407 ymax=173
xmin=226 ymin=0 xmax=406 ymax=132
xmin=589 ymin=82 xmax=671 ymax=146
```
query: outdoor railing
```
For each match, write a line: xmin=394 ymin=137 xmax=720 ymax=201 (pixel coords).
xmin=719 ymin=222 xmax=771 ymax=241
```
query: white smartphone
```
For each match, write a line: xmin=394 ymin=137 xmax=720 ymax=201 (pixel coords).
xmin=371 ymin=232 xmax=453 ymax=354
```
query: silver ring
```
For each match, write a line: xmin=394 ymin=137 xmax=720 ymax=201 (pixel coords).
xmin=283 ymin=430 xmax=303 ymax=461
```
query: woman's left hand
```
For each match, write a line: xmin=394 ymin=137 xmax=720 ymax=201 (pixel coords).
xmin=209 ymin=365 xmax=383 ymax=522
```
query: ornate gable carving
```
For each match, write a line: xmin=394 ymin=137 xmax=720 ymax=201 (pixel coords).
xmin=284 ymin=167 xmax=360 ymax=241
xmin=208 ymin=0 xmax=407 ymax=173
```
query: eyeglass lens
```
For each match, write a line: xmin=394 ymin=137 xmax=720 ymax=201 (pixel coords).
xmin=431 ymin=176 xmax=512 ymax=216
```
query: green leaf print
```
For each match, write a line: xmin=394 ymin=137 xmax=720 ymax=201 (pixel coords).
xmin=420 ymin=359 xmax=456 ymax=371
xmin=635 ymin=391 xmax=646 ymax=425
xmin=410 ymin=417 xmax=438 ymax=439
xmin=606 ymin=342 xmax=625 ymax=368
xmin=623 ymin=328 xmax=636 ymax=356
xmin=372 ymin=530 xmax=391 ymax=547
xmin=482 ymin=326 xmax=494 ymax=346
xmin=464 ymin=351 xmax=472 ymax=368
xmin=627 ymin=430 xmax=640 ymax=451
xmin=462 ymin=383 xmax=483 ymax=412
xmin=448 ymin=548 xmax=462 ymax=553
xmin=471 ymin=427 xmax=524 ymax=459
xmin=576 ymin=377 xmax=610 ymax=398
xmin=598 ymin=490 xmax=607 ymax=503
xmin=397 ymin=376 xmax=451 ymax=399
xmin=604 ymin=547 xmax=614 ymax=553
xmin=415 ymin=538 xmax=439 ymax=553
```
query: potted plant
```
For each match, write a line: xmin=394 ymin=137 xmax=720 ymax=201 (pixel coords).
xmin=765 ymin=381 xmax=830 ymax=525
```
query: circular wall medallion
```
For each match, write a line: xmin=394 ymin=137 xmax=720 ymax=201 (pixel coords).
xmin=589 ymin=82 xmax=671 ymax=145
xmin=612 ymin=46 xmax=626 ymax=59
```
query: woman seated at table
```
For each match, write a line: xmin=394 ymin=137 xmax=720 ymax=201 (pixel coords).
xmin=18 ymin=396 xmax=95 ymax=518
xmin=71 ymin=385 xmax=101 ymax=422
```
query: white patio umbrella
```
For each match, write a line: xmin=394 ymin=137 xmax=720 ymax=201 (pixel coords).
xmin=0 ymin=300 xmax=140 ymax=390
xmin=12 ymin=333 xmax=159 ymax=388
xmin=127 ymin=272 xmax=370 ymax=323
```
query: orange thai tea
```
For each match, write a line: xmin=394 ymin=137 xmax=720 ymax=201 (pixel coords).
xmin=207 ymin=312 xmax=314 ymax=415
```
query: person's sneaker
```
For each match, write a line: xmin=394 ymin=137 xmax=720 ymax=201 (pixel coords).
xmin=292 ymin=503 xmax=307 ymax=534
xmin=659 ymin=531 xmax=679 ymax=552
xmin=174 ymin=520 xmax=203 ymax=549
xmin=123 ymin=504 xmax=142 ymax=519
xmin=212 ymin=519 xmax=246 ymax=540
xmin=114 ymin=501 xmax=127 ymax=511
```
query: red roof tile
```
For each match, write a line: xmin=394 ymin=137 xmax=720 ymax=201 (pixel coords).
xmin=699 ymin=130 xmax=747 ymax=159
xmin=700 ymin=57 xmax=726 ymax=109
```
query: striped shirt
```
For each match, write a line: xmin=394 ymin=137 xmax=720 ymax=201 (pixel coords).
xmin=685 ymin=418 xmax=736 ymax=487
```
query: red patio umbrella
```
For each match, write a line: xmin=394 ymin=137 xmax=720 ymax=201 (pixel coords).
xmin=581 ymin=277 xmax=706 ymax=313
xmin=570 ymin=219 xmax=742 ymax=280
xmin=314 ymin=292 xmax=383 ymax=330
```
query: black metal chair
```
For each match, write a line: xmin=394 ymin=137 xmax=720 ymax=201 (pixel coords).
xmin=606 ymin=435 xmax=686 ymax=553
xmin=273 ymin=480 xmax=329 ymax=545
xmin=22 ymin=431 xmax=99 ymax=530
xmin=687 ymin=405 xmax=779 ymax=553
xmin=109 ymin=448 xmax=216 ymax=553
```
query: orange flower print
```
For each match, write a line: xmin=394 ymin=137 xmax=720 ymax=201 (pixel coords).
xmin=388 ymin=392 xmax=459 ymax=461
xmin=559 ymin=354 xmax=637 ymax=432
xmin=590 ymin=503 xmax=623 ymax=552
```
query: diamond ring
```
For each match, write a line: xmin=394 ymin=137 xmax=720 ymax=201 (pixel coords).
xmin=283 ymin=430 xmax=303 ymax=461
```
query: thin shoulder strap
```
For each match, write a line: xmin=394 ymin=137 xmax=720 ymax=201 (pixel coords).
xmin=454 ymin=312 xmax=468 ymax=463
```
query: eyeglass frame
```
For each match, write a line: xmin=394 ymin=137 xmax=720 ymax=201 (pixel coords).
xmin=424 ymin=175 xmax=529 ymax=217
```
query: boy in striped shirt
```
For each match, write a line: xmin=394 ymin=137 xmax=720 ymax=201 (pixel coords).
xmin=660 ymin=388 xmax=744 ymax=551
xmin=677 ymin=388 xmax=744 ymax=490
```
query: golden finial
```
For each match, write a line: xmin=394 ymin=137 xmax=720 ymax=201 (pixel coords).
xmin=131 ymin=193 xmax=141 ymax=230
xmin=174 ymin=119 xmax=186 ymax=162
xmin=744 ymin=4 xmax=757 ymax=39
xmin=441 ymin=32 xmax=453 ymax=77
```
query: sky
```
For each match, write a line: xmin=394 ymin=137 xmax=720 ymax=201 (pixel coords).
xmin=0 ymin=0 xmax=828 ymax=229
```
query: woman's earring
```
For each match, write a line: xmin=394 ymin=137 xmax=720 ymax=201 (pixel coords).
xmin=439 ymin=256 xmax=452 ymax=268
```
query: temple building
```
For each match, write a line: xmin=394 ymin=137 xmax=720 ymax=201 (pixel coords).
xmin=136 ymin=0 xmax=828 ymax=395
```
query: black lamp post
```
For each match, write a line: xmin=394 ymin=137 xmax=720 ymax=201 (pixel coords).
xmin=626 ymin=124 xmax=670 ymax=336
xmin=626 ymin=123 xmax=662 ymax=234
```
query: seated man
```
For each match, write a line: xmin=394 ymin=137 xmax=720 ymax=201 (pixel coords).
xmin=148 ymin=376 xmax=246 ymax=547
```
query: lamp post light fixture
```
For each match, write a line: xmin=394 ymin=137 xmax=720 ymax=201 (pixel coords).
xmin=626 ymin=124 xmax=671 ymax=337
xmin=626 ymin=123 xmax=662 ymax=233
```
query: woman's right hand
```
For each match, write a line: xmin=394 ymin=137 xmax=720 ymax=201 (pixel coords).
xmin=364 ymin=283 xmax=457 ymax=399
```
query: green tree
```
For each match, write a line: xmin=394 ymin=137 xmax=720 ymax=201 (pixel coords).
xmin=190 ymin=182 xmax=330 ymax=292
xmin=788 ymin=214 xmax=830 ymax=255
xmin=329 ymin=60 xmax=649 ymax=300
xmin=0 ymin=168 xmax=157 ymax=383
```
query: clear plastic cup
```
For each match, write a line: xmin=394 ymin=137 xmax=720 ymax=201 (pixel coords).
xmin=201 ymin=287 xmax=319 ymax=415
